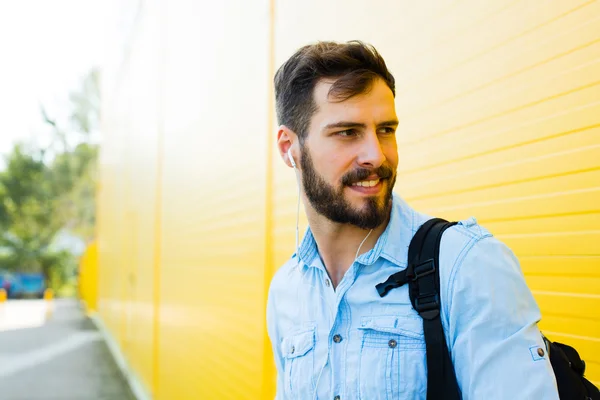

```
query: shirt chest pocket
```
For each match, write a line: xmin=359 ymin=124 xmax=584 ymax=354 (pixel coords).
xmin=281 ymin=327 xmax=316 ymax=400
xmin=357 ymin=315 xmax=427 ymax=400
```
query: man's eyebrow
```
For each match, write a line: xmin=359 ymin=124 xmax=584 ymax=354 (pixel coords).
xmin=379 ymin=119 xmax=399 ymax=126
xmin=323 ymin=121 xmax=367 ymax=130
xmin=323 ymin=119 xmax=399 ymax=130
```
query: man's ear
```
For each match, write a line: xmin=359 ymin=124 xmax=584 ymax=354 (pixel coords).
xmin=277 ymin=125 xmax=298 ymax=169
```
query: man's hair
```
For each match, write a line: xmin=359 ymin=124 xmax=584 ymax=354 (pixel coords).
xmin=274 ymin=40 xmax=396 ymax=143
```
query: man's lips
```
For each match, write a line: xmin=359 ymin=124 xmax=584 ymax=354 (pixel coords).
xmin=348 ymin=178 xmax=385 ymax=193
xmin=351 ymin=178 xmax=380 ymax=188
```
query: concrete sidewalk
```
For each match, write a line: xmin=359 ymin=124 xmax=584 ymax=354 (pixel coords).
xmin=0 ymin=299 xmax=137 ymax=400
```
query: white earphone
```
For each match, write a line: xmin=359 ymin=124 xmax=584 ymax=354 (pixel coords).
xmin=287 ymin=148 xmax=297 ymax=168
xmin=287 ymin=147 xmax=301 ymax=257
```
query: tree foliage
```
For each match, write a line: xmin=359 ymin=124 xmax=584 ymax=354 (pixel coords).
xmin=0 ymin=69 xmax=99 ymax=287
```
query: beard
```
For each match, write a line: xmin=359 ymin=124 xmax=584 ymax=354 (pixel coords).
xmin=300 ymin=145 xmax=396 ymax=230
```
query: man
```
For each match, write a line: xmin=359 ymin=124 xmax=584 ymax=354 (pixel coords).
xmin=266 ymin=41 xmax=559 ymax=400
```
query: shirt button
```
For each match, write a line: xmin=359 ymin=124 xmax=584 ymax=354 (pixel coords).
xmin=333 ymin=334 xmax=343 ymax=343
xmin=290 ymin=346 xmax=295 ymax=354
xmin=334 ymin=396 xmax=341 ymax=400
xmin=388 ymin=339 xmax=397 ymax=348
xmin=325 ymin=279 xmax=331 ymax=287
xmin=537 ymin=348 xmax=545 ymax=357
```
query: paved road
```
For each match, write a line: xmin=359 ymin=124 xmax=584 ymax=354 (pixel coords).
xmin=0 ymin=298 xmax=137 ymax=400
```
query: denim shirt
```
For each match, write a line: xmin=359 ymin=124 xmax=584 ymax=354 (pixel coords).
xmin=266 ymin=194 xmax=559 ymax=400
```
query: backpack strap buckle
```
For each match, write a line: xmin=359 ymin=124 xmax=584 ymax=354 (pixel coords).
xmin=414 ymin=294 xmax=440 ymax=318
xmin=375 ymin=269 xmax=410 ymax=297
xmin=412 ymin=259 xmax=435 ymax=280
xmin=412 ymin=259 xmax=441 ymax=319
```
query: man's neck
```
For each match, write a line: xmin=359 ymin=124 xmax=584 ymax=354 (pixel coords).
xmin=305 ymin=203 xmax=391 ymax=290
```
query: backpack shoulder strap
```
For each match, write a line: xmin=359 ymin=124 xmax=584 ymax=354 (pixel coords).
xmin=376 ymin=217 xmax=461 ymax=400
xmin=410 ymin=218 xmax=461 ymax=400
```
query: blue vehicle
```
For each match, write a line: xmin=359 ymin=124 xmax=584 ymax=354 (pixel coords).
xmin=16 ymin=273 xmax=46 ymax=299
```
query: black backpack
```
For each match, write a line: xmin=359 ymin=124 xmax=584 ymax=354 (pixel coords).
xmin=375 ymin=218 xmax=600 ymax=400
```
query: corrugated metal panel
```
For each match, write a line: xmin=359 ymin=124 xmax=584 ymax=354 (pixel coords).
xmin=119 ymin=1 xmax=163 ymax=393
xmin=154 ymin=0 xmax=272 ymax=398
xmin=97 ymin=0 xmax=600 ymax=397
xmin=78 ymin=241 xmax=98 ymax=313
xmin=98 ymin=63 xmax=130 ymax=352
xmin=97 ymin=0 xmax=162 ymax=396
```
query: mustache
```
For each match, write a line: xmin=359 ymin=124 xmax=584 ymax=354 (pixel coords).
xmin=341 ymin=164 xmax=395 ymax=186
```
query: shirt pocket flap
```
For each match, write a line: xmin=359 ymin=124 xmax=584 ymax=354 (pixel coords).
xmin=358 ymin=315 xmax=424 ymax=339
xmin=281 ymin=328 xmax=315 ymax=359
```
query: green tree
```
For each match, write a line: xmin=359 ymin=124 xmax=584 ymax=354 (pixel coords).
xmin=51 ymin=142 xmax=98 ymax=240
xmin=0 ymin=145 xmax=64 ymax=277
xmin=0 ymin=69 xmax=100 ymax=290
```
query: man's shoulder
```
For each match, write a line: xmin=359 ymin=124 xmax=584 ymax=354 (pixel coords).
xmin=438 ymin=216 xmax=523 ymax=293
xmin=413 ymin=213 xmax=509 ymax=282
xmin=446 ymin=216 xmax=494 ymax=244
xmin=437 ymin=215 xmax=505 ymax=268
xmin=395 ymin=196 xmax=493 ymax=249
xmin=410 ymin=205 xmax=495 ymax=253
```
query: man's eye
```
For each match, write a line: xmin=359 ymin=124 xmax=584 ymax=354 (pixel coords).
xmin=378 ymin=127 xmax=396 ymax=135
xmin=337 ymin=129 xmax=357 ymax=137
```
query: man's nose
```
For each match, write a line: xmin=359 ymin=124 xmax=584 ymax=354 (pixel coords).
xmin=357 ymin=131 xmax=386 ymax=169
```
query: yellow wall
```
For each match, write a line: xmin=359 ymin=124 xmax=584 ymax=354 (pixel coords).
xmin=97 ymin=0 xmax=600 ymax=398
xmin=78 ymin=241 xmax=98 ymax=313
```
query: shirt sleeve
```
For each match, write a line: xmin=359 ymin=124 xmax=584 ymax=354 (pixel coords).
xmin=446 ymin=235 xmax=560 ymax=400
xmin=266 ymin=285 xmax=285 ymax=400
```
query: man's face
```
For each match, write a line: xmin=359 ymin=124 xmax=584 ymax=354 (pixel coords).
xmin=300 ymin=78 xmax=398 ymax=230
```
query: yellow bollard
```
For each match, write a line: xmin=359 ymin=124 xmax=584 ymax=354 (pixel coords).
xmin=43 ymin=288 xmax=54 ymax=301
xmin=0 ymin=288 xmax=6 ymax=302
xmin=44 ymin=288 xmax=54 ymax=318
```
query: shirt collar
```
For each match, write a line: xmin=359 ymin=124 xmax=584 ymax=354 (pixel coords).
xmin=297 ymin=227 xmax=319 ymax=266
xmin=295 ymin=193 xmax=421 ymax=269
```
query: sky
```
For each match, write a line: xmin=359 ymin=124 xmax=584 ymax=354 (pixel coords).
xmin=0 ymin=0 xmax=107 ymax=160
